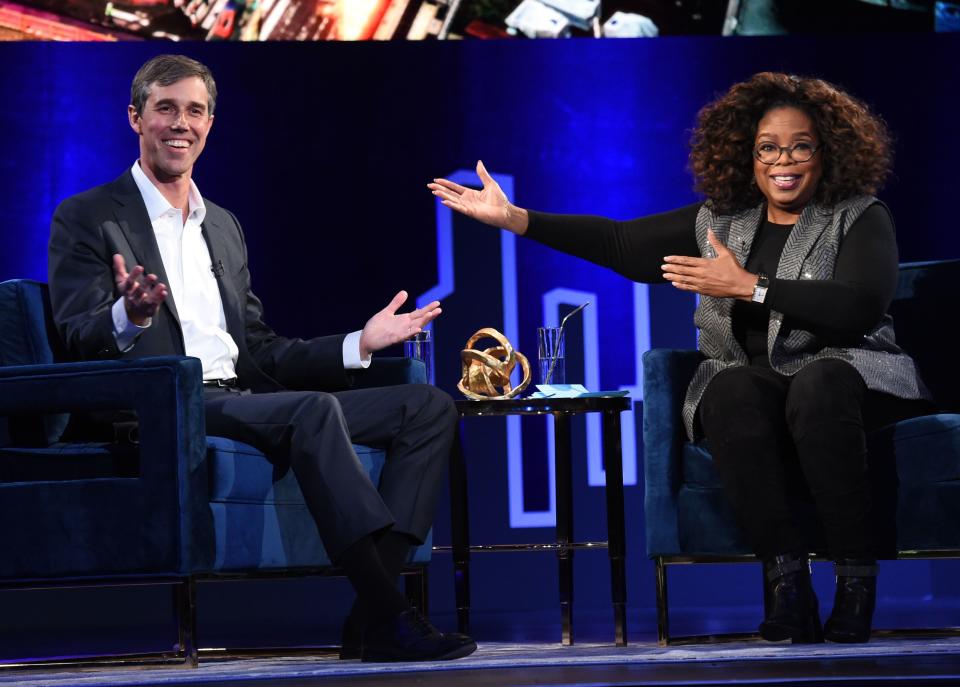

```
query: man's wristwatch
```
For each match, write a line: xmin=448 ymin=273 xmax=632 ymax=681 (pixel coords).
xmin=752 ymin=272 xmax=770 ymax=304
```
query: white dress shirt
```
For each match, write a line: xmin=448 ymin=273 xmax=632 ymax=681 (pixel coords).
xmin=112 ymin=161 xmax=369 ymax=378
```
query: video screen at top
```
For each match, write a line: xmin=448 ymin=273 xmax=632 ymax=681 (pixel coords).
xmin=0 ymin=0 xmax=956 ymax=42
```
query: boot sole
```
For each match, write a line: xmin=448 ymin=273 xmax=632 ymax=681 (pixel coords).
xmin=824 ymin=630 xmax=870 ymax=643
xmin=760 ymin=621 xmax=824 ymax=644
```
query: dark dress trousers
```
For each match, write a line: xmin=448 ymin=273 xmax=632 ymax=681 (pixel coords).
xmin=47 ymin=169 xmax=455 ymax=559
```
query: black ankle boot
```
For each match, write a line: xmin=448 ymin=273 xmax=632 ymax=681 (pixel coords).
xmin=759 ymin=554 xmax=824 ymax=644
xmin=824 ymin=559 xmax=878 ymax=643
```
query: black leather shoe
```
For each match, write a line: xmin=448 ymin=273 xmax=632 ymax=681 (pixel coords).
xmin=759 ymin=554 xmax=824 ymax=644
xmin=362 ymin=608 xmax=477 ymax=662
xmin=824 ymin=559 xmax=878 ymax=643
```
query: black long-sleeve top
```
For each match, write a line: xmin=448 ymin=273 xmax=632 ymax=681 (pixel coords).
xmin=526 ymin=202 xmax=899 ymax=362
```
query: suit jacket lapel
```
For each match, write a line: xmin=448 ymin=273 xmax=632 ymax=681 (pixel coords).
xmin=110 ymin=173 xmax=182 ymax=326
xmin=768 ymin=202 xmax=833 ymax=348
xmin=775 ymin=203 xmax=833 ymax=282
xmin=202 ymin=210 xmax=284 ymax=393
xmin=729 ymin=203 xmax=764 ymax=266
xmin=200 ymin=216 xmax=245 ymax=348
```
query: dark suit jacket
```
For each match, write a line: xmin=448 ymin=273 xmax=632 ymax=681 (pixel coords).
xmin=48 ymin=169 xmax=350 ymax=393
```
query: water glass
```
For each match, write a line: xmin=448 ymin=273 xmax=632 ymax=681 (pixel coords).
xmin=537 ymin=326 xmax=565 ymax=385
xmin=404 ymin=330 xmax=433 ymax=384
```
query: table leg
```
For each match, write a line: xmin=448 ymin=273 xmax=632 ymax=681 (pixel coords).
xmin=602 ymin=409 xmax=628 ymax=646
xmin=450 ymin=421 xmax=471 ymax=635
xmin=554 ymin=412 xmax=574 ymax=646
xmin=173 ymin=578 xmax=198 ymax=667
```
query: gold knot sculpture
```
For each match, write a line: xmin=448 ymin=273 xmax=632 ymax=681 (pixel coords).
xmin=458 ymin=327 xmax=532 ymax=400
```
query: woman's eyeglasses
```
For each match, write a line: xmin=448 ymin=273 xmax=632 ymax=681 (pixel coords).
xmin=753 ymin=142 xmax=821 ymax=165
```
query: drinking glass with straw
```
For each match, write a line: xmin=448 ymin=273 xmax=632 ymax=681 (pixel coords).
xmin=538 ymin=302 xmax=589 ymax=386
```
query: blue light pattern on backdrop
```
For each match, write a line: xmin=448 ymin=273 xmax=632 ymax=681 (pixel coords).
xmin=423 ymin=168 xmax=645 ymax=527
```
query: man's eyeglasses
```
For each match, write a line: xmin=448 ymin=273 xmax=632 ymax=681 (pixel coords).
xmin=753 ymin=142 xmax=821 ymax=165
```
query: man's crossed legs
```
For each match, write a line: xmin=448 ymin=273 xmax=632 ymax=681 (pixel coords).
xmin=204 ymin=383 xmax=476 ymax=661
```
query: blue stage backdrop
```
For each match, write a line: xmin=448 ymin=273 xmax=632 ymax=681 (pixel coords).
xmin=0 ymin=35 xmax=958 ymax=654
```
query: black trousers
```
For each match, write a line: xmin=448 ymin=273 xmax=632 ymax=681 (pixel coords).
xmin=698 ymin=358 xmax=930 ymax=560
xmin=203 ymin=384 xmax=457 ymax=561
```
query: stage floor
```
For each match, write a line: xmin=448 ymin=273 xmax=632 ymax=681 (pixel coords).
xmin=3 ymin=636 xmax=960 ymax=687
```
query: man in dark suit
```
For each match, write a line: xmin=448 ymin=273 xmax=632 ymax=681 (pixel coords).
xmin=47 ymin=54 xmax=476 ymax=663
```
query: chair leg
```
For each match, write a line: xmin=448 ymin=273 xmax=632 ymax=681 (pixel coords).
xmin=655 ymin=557 xmax=670 ymax=647
xmin=422 ymin=566 xmax=430 ymax=617
xmin=404 ymin=567 xmax=429 ymax=617
xmin=172 ymin=578 xmax=199 ymax=668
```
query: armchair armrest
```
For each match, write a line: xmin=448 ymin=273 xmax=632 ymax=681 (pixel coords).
xmin=351 ymin=357 xmax=427 ymax=389
xmin=0 ymin=356 xmax=214 ymax=576
xmin=641 ymin=349 xmax=703 ymax=557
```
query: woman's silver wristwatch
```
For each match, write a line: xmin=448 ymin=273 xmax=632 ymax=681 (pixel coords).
xmin=752 ymin=272 xmax=770 ymax=304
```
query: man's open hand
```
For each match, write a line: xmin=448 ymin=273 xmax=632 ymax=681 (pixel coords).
xmin=359 ymin=291 xmax=441 ymax=359
xmin=113 ymin=254 xmax=168 ymax=326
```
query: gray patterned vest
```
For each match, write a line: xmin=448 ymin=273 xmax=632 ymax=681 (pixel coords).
xmin=682 ymin=195 xmax=932 ymax=440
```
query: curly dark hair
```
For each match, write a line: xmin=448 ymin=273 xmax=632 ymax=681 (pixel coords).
xmin=689 ymin=72 xmax=892 ymax=215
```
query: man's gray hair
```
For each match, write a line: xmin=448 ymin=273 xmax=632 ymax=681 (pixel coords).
xmin=130 ymin=54 xmax=217 ymax=116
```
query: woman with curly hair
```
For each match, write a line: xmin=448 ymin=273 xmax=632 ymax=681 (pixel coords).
xmin=429 ymin=72 xmax=934 ymax=644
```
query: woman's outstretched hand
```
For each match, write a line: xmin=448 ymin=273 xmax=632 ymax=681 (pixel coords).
xmin=428 ymin=160 xmax=529 ymax=235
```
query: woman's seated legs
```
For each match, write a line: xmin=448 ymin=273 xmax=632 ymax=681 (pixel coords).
xmin=784 ymin=358 xmax=871 ymax=559
xmin=700 ymin=365 xmax=823 ymax=642
xmin=699 ymin=365 xmax=801 ymax=558
xmin=785 ymin=358 xmax=934 ymax=642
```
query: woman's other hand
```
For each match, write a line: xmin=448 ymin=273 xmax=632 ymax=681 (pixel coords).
xmin=661 ymin=230 xmax=756 ymax=300
xmin=428 ymin=160 xmax=529 ymax=235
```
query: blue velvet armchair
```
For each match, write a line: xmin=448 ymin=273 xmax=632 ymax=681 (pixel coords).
xmin=642 ymin=259 xmax=960 ymax=645
xmin=0 ymin=279 xmax=432 ymax=667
